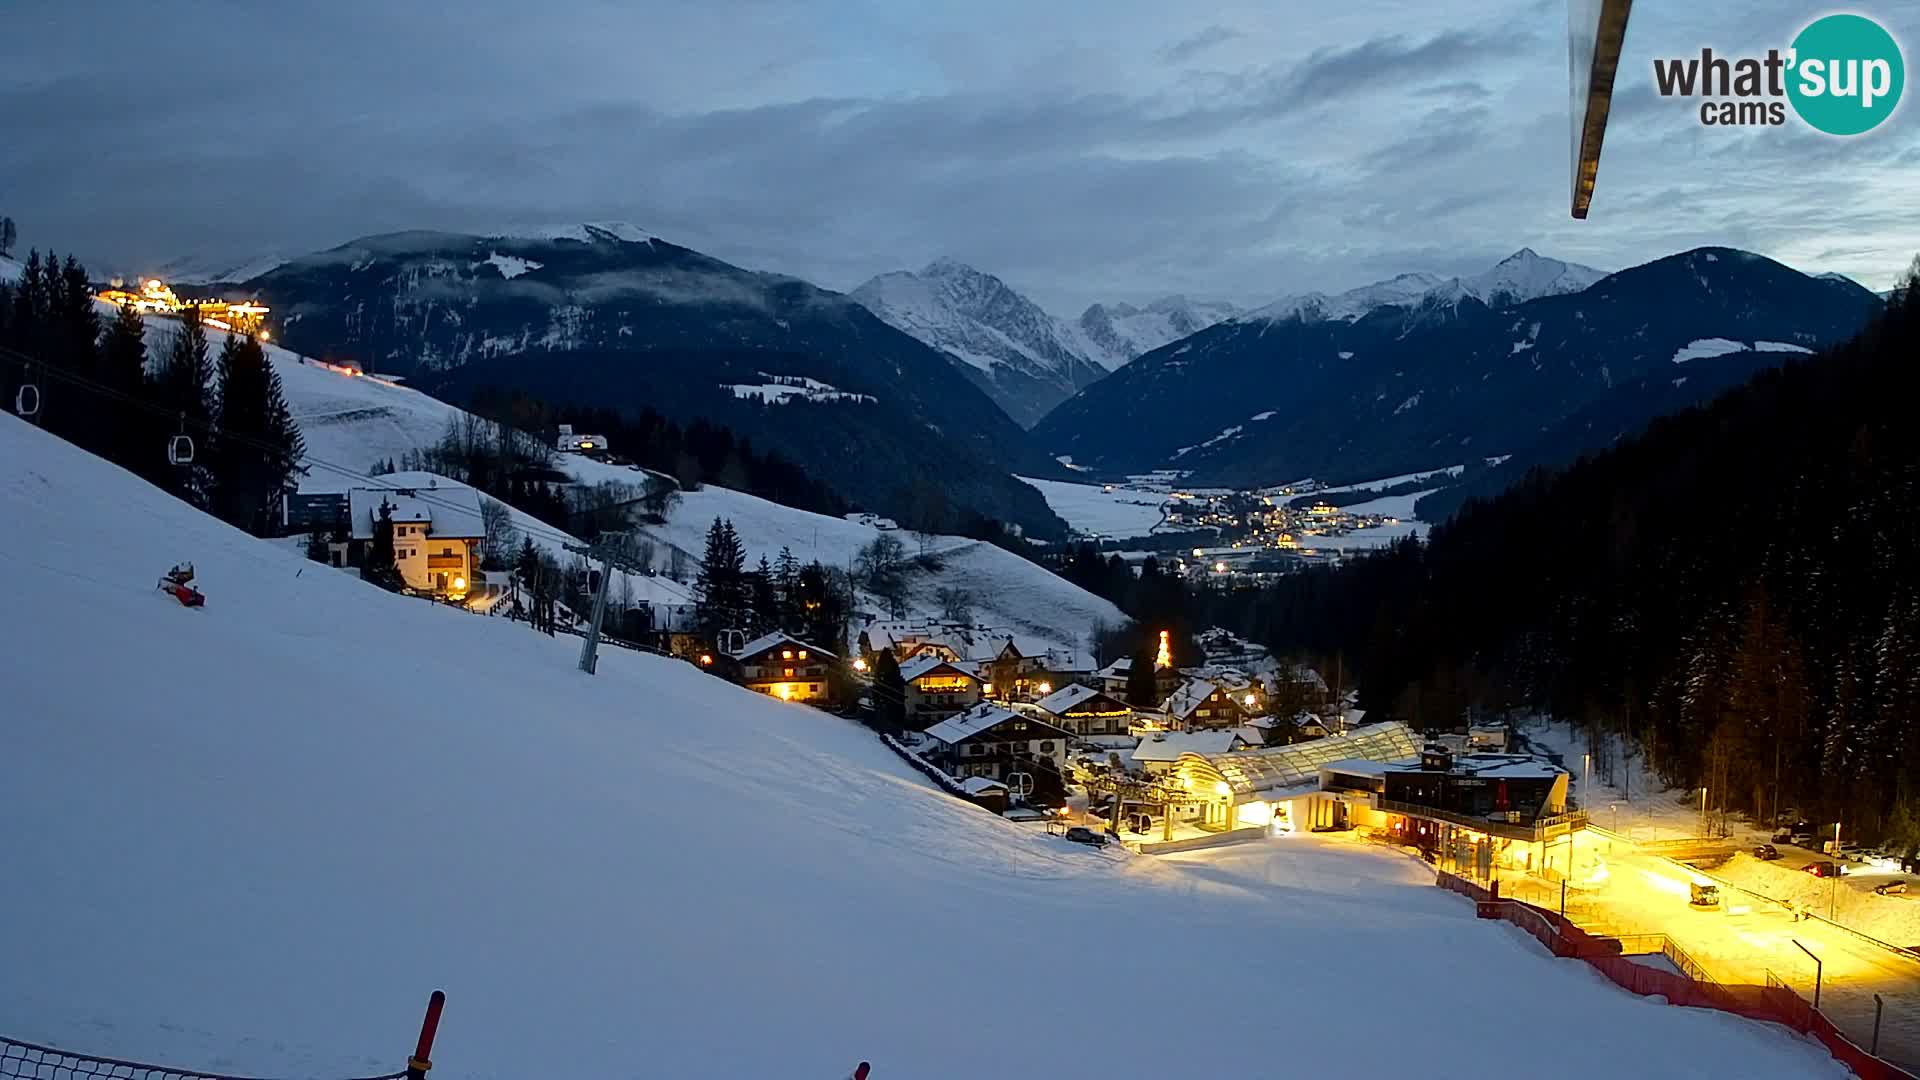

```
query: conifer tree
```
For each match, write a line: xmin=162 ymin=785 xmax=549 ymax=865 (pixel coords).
xmin=361 ymin=500 xmax=404 ymax=592
xmin=100 ymin=301 xmax=152 ymax=471
xmin=1125 ymin=643 xmax=1160 ymax=707
xmin=152 ymin=307 xmax=214 ymax=506
xmin=871 ymin=648 xmax=906 ymax=733
xmin=694 ymin=516 xmax=748 ymax=636
xmin=211 ymin=331 xmax=305 ymax=532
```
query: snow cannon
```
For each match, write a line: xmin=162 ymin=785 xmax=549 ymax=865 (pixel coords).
xmin=160 ymin=562 xmax=205 ymax=607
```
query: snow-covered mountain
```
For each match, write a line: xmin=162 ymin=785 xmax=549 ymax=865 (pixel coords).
xmin=151 ymin=252 xmax=291 ymax=286
xmin=1246 ymin=249 xmax=1605 ymax=324
xmin=851 ymin=259 xmax=1107 ymax=427
xmin=231 ymin=226 xmax=1069 ymax=536
xmin=1036 ymin=248 xmax=1883 ymax=488
xmin=1070 ymin=296 xmax=1242 ymax=371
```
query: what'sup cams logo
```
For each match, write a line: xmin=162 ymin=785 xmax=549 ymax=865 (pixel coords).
xmin=1653 ymin=13 xmax=1904 ymax=134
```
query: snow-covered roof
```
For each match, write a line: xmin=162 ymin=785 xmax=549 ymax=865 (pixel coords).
xmin=959 ymin=776 xmax=1007 ymax=795
xmin=923 ymin=704 xmax=1070 ymax=746
xmin=346 ymin=482 xmax=484 ymax=541
xmin=899 ymin=654 xmax=975 ymax=683
xmin=1393 ymin=753 xmax=1564 ymax=782
xmin=1097 ymin=657 xmax=1133 ymax=677
xmin=731 ymin=632 xmax=835 ymax=662
xmin=1131 ymin=730 xmax=1247 ymax=764
xmin=1163 ymin=679 xmax=1223 ymax=719
xmin=1320 ymin=757 xmax=1403 ymax=779
xmin=1033 ymin=683 xmax=1124 ymax=715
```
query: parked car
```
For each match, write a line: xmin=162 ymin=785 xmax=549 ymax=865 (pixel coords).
xmin=1753 ymin=844 xmax=1780 ymax=861
xmin=1772 ymin=830 xmax=1795 ymax=845
xmin=1802 ymin=861 xmax=1843 ymax=878
xmin=1064 ymin=826 xmax=1108 ymax=847
xmin=1689 ymin=882 xmax=1721 ymax=909
xmin=1875 ymin=880 xmax=1908 ymax=896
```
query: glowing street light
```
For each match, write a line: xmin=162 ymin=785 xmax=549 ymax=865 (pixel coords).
xmin=852 ymin=657 xmax=868 ymax=672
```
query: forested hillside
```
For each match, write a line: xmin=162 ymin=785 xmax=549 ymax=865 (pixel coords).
xmin=1251 ymin=260 xmax=1920 ymax=840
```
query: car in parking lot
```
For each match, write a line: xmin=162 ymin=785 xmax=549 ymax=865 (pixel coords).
xmin=1802 ymin=861 xmax=1843 ymax=878
xmin=1876 ymin=880 xmax=1908 ymax=896
xmin=1064 ymin=826 xmax=1108 ymax=847
xmin=1753 ymin=844 xmax=1780 ymax=861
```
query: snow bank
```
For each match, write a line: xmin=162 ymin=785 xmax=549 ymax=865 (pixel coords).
xmin=0 ymin=414 xmax=1847 ymax=1078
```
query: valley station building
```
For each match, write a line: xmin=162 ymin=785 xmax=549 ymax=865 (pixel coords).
xmin=1157 ymin=723 xmax=1581 ymax=861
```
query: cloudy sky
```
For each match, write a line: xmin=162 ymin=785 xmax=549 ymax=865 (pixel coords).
xmin=3 ymin=0 xmax=1915 ymax=311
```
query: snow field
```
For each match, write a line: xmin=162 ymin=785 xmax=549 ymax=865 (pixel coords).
xmin=0 ymin=412 xmax=1853 ymax=1080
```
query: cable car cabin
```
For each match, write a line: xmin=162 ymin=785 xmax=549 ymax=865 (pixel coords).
xmin=14 ymin=383 xmax=40 ymax=417
xmin=168 ymin=434 xmax=195 ymax=465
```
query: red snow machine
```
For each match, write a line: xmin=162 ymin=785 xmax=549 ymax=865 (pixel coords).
xmin=160 ymin=562 xmax=205 ymax=607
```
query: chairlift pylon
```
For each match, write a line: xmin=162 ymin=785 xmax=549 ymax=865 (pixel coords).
xmin=12 ymin=382 xmax=39 ymax=418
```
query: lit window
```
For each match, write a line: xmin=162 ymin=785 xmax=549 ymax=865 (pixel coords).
xmin=798 ymin=650 xmax=808 ymax=660
xmin=782 ymin=650 xmax=794 ymax=659
xmin=784 ymin=668 xmax=794 ymax=677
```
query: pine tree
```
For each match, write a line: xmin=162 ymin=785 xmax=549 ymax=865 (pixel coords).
xmin=361 ymin=500 xmax=404 ymax=592
xmin=1125 ymin=644 xmax=1159 ymax=707
xmin=750 ymin=554 xmax=778 ymax=633
xmin=153 ymin=308 xmax=214 ymax=506
xmin=0 ymin=217 xmax=16 ymax=256
xmin=871 ymin=648 xmax=906 ymax=733
xmin=774 ymin=545 xmax=801 ymax=630
xmin=694 ymin=516 xmax=747 ymax=636
xmin=100 ymin=301 xmax=152 ymax=471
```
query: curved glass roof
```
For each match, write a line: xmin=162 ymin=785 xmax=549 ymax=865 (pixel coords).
xmin=1173 ymin=722 xmax=1419 ymax=801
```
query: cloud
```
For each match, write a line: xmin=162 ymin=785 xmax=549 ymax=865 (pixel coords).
xmin=0 ymin=0 xmax=1915 ymax=311
xmin=1161 ymin=25 xmax=1240 ymax=64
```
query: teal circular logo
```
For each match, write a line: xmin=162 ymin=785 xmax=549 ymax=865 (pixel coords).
xmin=1787 ymin=14 xmax=1904 ymax=135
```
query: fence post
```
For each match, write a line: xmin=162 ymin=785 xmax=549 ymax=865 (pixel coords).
xmin=407 ymin=990 xmax=446 ymax=1080
xmin=1873 ymin=993 xmax=1884 ymax=1055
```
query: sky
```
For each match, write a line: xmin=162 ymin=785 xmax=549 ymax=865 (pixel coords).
xmin=1 ymin=0 xmax=1915 ymax=313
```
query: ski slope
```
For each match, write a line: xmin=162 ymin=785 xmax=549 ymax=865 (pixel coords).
xmin=0 ymin=414 xmax=1850 ymax=1080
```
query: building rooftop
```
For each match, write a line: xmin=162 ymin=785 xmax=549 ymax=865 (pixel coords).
xmin=1175 ymin=722 xmax=1421 ymax=802
xmin=1130 ymin=730 xmax=1248 ymax=764
xmin=899 ymin=653 xmax=975 ymax=683
xmin=1390 ymin=753 xmax=1564 ymax=782
xmin=1163 ymin=679 xmax=1222 ymax=720
xmin=346 ymin=481 xmax=485 ymax=541
xmin=1033 ymin=683 xmax=1125 ymax=715
xmin=730 ymin=631 xmax=835 ymax=662
xmin=923 ymin=703 xmax=1070 ymax=746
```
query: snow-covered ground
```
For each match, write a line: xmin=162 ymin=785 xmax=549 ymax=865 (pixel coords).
xmin=1309 ymin=465 xmax=1465 ymax=498
xmin=0 ymin=424 xmax=1846 ymax=1076
xmin=106 ymin=312 xmax=1119 ymax=657
xmin=630 ymin=481 xmax=1124 ymax=658
xmin=1337 ymin=489 xmax=1434 ymax=520
xmin=1016 ymin=476 xmax=1167 ymax=539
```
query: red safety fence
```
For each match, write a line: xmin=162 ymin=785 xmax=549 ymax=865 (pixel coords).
xmin=1443 ymin=878 xmax=1920 ymax=1080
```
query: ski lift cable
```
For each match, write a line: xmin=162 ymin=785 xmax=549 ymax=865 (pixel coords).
xmin=1 ymin=349 xmax=594 ymax=551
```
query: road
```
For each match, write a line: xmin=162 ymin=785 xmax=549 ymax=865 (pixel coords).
xmin=1499 ymin=840 xmax=1920 ymax=1069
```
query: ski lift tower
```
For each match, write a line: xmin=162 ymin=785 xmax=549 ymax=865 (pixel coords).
xmin=564 ymin=540 xmax=652 ymax=674
xmin=1569 ymin=0 xmax=1634 ymax=218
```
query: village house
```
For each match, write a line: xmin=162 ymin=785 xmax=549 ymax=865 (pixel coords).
xmin=1095 ymin=656 xmax=1180 ymax=703
xmin=1163 ymin=678 xmax=1248 ymax=731
xmin=1033 ymin=683 xmax=1136 ymax=740
xmin=1128 ymin=729 xmax=1251 ymax=776
xmin=340 ymin=485 xmax=485 ymax=599
xmin=899 ymin=654 xmax=983 ymax=728
xmin=724 ymin=632 xmax=835 ymax=704
xmin=920 ymin=703 xmax=1072 ymax=787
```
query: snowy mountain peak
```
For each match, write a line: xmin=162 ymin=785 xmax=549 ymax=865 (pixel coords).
xmin=852 ymin=261 xmax=1108 ymax=427
xmin=1247 ymin=250 xmax=1604 ymax=325
xmin=480 ymin=221 xmax=655 ymax=244
xmin=1071 ymin=295 xmax=1241 ymax=370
